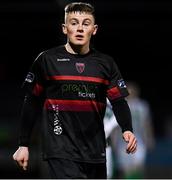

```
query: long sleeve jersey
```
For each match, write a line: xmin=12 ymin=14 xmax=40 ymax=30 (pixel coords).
xmin=19 ymin=45 xmax=132 ymax=163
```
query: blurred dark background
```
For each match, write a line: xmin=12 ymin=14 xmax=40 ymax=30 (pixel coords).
xmin=1 ymin=0 xmax=172 ymax=178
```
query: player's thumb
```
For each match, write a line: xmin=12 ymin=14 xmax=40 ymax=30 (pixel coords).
xmin=123 ymin=131 xmax=130 ymax=142
xmin=23 ymin=159 xmax=28 ymax=171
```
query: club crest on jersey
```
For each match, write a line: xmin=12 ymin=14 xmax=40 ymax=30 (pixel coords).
xmin=75 ymin=63 xmax=85 ymax=73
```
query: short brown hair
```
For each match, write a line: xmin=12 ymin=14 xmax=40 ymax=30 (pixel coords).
xmin=64 ymin=2 xmax=95 ymax=19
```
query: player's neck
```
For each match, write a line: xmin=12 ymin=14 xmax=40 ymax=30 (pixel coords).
xmin=65 ymin=43 xmax=90 ymax=55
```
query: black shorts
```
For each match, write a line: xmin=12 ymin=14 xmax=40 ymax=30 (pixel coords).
xmin=47 ymin=158 xmax=107 ymax=179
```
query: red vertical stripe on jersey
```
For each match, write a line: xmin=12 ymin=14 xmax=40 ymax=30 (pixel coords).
xmin=46 ymin=75 xmax=109 ymax=85
xmin=44 ymin=99 xmax=105 ymax=112
xmin=107 ymin=86 xmax=121 ymax=100
xmin=33 ymin=83 xmax=43 ymax=96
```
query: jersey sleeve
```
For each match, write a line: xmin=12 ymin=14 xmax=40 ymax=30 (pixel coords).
xmin=106 ymin=59 xmax=129 ymax=103
xmin=106 ymin=59 xmax=133 ymax=133
xmin=18 ymin=53 xmax=45 ymax=146
xmin=22 ymin=52 xmax=45 ymax=98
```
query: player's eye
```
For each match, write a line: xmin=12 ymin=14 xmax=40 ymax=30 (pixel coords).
xmin=71 ymin=21 xmax=78 ymax=25
xmin=83 ymin=20 xmax=91 ymax=26
xmin=83 ymin=23 xmax=89 ymax=26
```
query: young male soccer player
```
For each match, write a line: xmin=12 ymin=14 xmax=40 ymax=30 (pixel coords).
xmin=13 ymin=2 xmax=137 ymax=179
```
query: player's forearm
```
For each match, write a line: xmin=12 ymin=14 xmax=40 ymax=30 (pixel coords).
xmin=111 ymin=99 xmax=133 ymax=133
xmin=18 ymin=95 xmax=43 ymax=146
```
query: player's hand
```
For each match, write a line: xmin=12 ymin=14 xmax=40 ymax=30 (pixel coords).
xmin=122 ymin=130 xmax=137 ymax=154
xmin=13 ymin=146 xmax=29 ymax=171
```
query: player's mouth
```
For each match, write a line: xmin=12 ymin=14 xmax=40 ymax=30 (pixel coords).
xmin=75 ymin=35 xmax=84 ymax=40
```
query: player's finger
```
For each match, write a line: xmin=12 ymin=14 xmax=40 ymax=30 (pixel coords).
xmin=126 ymin=136 xmax=135 ymax=150
xmin=23 ymin=160 xmax=28 ymax=171
xmin=128 ymin=141 xmax=137 ymax=154
xmin=18 ymin=160 xmax=24 ymax=168
xmin=131 ymin=143 xmax=137 ymax=154
xmin=126 ymin=137 xmax=137 ymax=153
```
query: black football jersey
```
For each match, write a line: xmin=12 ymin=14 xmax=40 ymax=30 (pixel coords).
xmin=23 ymin=45 xmax=129 ymax=163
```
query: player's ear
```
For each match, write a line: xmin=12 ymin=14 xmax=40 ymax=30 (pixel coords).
xmin=92 ymin=24 xmax=98 ymax=35
xmin=62 ymin=24 xmax=67 ymax=35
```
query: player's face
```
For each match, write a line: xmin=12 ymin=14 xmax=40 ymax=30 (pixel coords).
xmin=62 ymin=12 xmax=98 ymax=47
